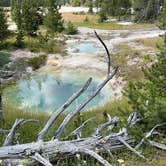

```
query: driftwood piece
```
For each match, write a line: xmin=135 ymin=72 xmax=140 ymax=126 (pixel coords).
xmin=31 ymin=153 xmax=53 ymax=166
xmin=148 ymin=140 xmax=166 ymax=150
xmin=94 ymin=31 xmax=111 ymax=77
xmin=54 ymin=66 xmax=118 ymax=140
xmin=65 ymin=117 xmax=94 ymax=139
xmin=38 ymin=77 xmax=92 ymax=141
xmin=94 ymin=114 xmax=118 ymax=136
xmin=135 ymin=123 xmax=166 ymax=149
xmin=4 ymin=119 xmax=38 ymax=146
xmin=117 ymin=136 xmax=145 ymax=159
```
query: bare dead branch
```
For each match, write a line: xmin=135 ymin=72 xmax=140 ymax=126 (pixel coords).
xmin=31 ymin=153 xmax=53 ymax=166
xmin=94 ymin=114 xmax=118 ymax=136
xmin=54 ymin=66 xmax=119 ymax=139
xmin=148 ymin=140 xmax=166 ymax=150
xmin=94 ymin=31 xmax=111 ymax=77
xmin=135 ymin=122 xmax=166 ymax=149
xmin=77 ymin=148 xmax=112 ymax=166
xmin=4 ymin=119 xmax=38 ymax=146
xmin=97 ymin=143 xmax=116 ymax=166
xmin=66 ymin=117 xmax=94 ymax=139
xmin=38 ymin=77 xmax=92 ymax=141
xmin=127 ymin=111 xmax=146 ymax=128
xmin=0 ymin=136 xmax=134 ymax=160
xmin=117 ymin=136 xmax=145 ymax=159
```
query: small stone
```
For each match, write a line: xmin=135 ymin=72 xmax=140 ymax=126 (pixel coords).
xmin=117 ymin=159 xmax=125 ymax=164
xmin=76 ymin=153 xmax=80 ymax=159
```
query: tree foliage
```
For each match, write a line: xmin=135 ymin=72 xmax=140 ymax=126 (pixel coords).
xmin=21 ymin=0 xmax=41 ymax=35
xmin=98 ymin=0 xmax=131 ymax=22
xmin=134 ymin=0 xmax=164 ymax=22
xmin=126 ymin=0 xmax=166 ymax=126
xmin=0 ymin=0 xmax=9 ymax=47
xmin=11 ymin=0 xmax=41 ymax=36
xmin=44 ymin=0 xmax=64 ymax=33
xmin=11 ymin=0 xmax=24 ymax=47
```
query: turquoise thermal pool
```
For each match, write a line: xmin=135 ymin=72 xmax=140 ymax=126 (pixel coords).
xmin=4 ymin=71 xmax=111 ymax=113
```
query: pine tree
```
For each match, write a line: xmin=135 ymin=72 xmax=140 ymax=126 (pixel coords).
xmin=116 ymin=0 xmax=131 ymax=20
xmin=134 ymin=0 xmax=163 ymax=22
xmin=0 ymin=0 xmax=9 ymax=47
xmin=11 ymin=0 xmax=41 ymax=36
xmin=44 ymin=0 xmax=64 ymax=33
xmin=98 ymin=1 xmax=107 ymax=22
xmin=11 ymin=0 xmax=24 ymax=48
xmin=70 ymin=0 xmax=81 ymax=6
xmin=22 ymin=0 xmax=41 ymax=36
xmin=88 ymin=0 xmax=93 ymax=14
xmin=98 ymin=0 xmax=131 ymax=21
xmin=126 ymin=0 xmax=166 ymax=126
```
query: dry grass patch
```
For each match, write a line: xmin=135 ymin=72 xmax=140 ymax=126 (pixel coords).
xmin=62 ymin=13 xmax=98 ymax=23
xmin=136 ymin=37 xmax=164 ymax=49
xmin=72 ymin=22 xmax=156 ymax=30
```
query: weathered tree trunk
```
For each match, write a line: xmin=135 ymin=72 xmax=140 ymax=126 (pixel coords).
xmin=0 ymin=135 xmax=133 ymax=161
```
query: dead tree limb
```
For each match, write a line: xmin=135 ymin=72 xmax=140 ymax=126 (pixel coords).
xmin=38 ymin=77 xmax=92 ymax=141
xmin=94 ymin=30 xmax=111 ymax=77
xmin=54 ymin=66 xmax=118 ymax=139
xmin=94 ymin=114 xmax=118 ymax=136
xmin=76 ymin=148 xmax=112 ymax=166
xmin=66 ymin=117 xmax=94 ymax=139
xmin=148 ymin=140 xmax=166 ymax=150
xmin=117 ymin=136 xmax=145 ymax=159
xmin=31 ymin=153 xmax=53 ymax=166
xmin=135 ymin=123 xmax=166 ymax=149
xmin=4 ymin=119 xmax=38 ymax=146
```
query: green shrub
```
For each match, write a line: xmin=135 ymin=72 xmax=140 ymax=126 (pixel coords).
xmin=14 ymin=31 xmax=24 ymax=48
xmin=0 ymin=51 xmax=11 ymax=69
xmin=65 ymin=22 xmax=78 ymax=35
xmin=26 ymin=35 xmax=65 ymax=54
xmin=27 ymin=55 xmax=47 ymax=70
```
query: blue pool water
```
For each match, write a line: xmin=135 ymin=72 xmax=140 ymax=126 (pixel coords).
xmin=4 ymin=72 xmax=110 ymax=113
xmin=75 ymin=43 xmax=98 ymax=54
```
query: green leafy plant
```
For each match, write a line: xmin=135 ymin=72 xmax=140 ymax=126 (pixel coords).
xmin=0 ymin=51 xmax=11 ymax=69
xmin=28 ymin=55 xmax=47 ymax=70
xmin=65 ymin=22 xmax=78 ymax=35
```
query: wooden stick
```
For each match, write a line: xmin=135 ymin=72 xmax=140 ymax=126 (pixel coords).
xmin=38 ymin=78 xmax=92 ymax=141
xmin=4 ymin=119 xmax=38 ymax=146
xmin=54 ymin=67 xmax=119 ymax=139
